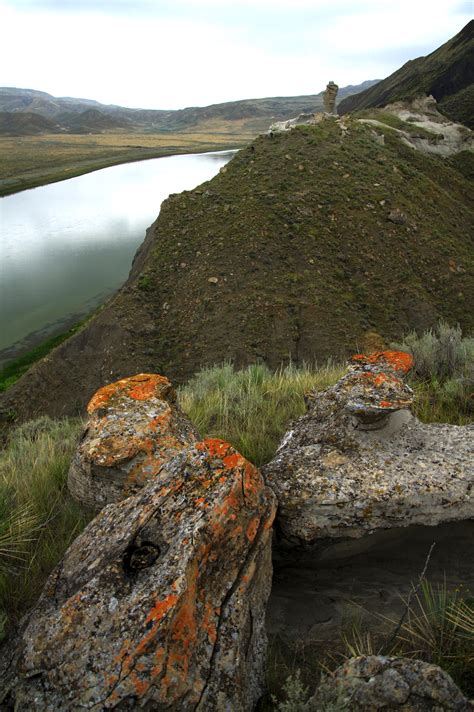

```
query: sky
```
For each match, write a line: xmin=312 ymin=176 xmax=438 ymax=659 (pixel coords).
xmin=0 ymin=0 xmax=472 ymax=110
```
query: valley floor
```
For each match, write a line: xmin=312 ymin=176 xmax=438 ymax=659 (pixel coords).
xmin=0 ymin=126 xmax=254 ymax=195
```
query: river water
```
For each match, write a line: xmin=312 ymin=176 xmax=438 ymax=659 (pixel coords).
xmin=0 ymin=150 xmax=233 ymax=361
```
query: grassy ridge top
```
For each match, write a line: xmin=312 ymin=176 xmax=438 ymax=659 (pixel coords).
xmin=338 ymin=20 xmax=474 ymax=127
xmin=0 ymin=115 xmax=472 ymax=424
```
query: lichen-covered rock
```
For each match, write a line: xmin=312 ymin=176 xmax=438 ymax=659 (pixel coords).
xmin=263 ymin=351 xmax=473 ymax=543
xmin=2 ymin=439 xmax=276 ymax=711
xmin=309 ymin=655 xmax=472 ymax=711
xmin=68 ymin=373 xmax=199 ymax=510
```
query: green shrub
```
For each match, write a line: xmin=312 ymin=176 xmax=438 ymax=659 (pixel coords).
xmin=0 ymin=416 xmax=90 ymax=631
xmin=178 ymin=361 xmax=344 ymax=466
xmin=394 ymin=322 xmax=473 ymax=424
xmin=272 ymin=669 xmax=310 ymax=711
xmin=396 ymin=322 xmax=473 ymax=382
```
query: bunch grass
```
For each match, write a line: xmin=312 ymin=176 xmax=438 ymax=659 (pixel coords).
xmin=178 ymin=361 xmax=344 ymax=466
xmin=0 ymin=416 xmax=89 ymax=633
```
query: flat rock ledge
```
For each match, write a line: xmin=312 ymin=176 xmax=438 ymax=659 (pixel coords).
xmin=68 ymin=373 xmax=199 ymax=511
xmin=263 ymin=351 xmax=473 ymax=544
xmin=310 ymin=655 xmax=472 ymax=711
xmin=2 ymin=439 xmax=276 ymax=711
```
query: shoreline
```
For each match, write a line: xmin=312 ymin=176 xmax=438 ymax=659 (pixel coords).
xmin=0 ymin=139 xmax=246 ymax=197
xmin=0 ymin=141 xmax=243 ymax=385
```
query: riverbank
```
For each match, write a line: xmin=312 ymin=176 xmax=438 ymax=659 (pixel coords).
xmin=0 ymin=130 xmax=250 ymax=196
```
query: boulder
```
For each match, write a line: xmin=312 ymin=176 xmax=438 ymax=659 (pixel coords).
xmin=309 ymin=655 xmax=472 ymax=711
xmin=263 ymin=351 xmax=473 ymax=544
xmin=68 ymin=373 xmax=199 ymax=510
xmin=2 ymin=439 xmax=276 ymax=711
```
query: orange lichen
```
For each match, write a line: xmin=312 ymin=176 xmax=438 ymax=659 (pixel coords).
xmin=87 ymin=373 xmax=172 ymax=413
xmin=197 ymin=438 xmax=233 ymax=458
xmin=380 ymin=400 xmax=393 ymax=408
xmin=129 ymin=376 xmax=162 ymax=401
xmin=246 ymin=517 xmax=260 ymax=542
xmin=145 ymin=593 xmax=179 ymax=625
xmin=147 ymin=408 xmax=172 ymax=432
xmin=223 ymin=452 xmax=243 ymax=470
xmin=359 ymin=372 xmax=403 ymax=388
xmin=351 ymin=350 xmax=414 ymax=374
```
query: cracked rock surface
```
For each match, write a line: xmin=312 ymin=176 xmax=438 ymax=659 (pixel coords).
xmin=68 ymin=372 xmax=199 ymax=511
xmin=310 ymin=655 xmax=473 ymax=711
xmin=2 ymin=439 xmax=276 ymax=711
xmin=263 ymin=351 xmax=473 ymax=543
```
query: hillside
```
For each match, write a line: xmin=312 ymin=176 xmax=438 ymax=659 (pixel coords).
xmin=1 ymin=114 xmax=472 ymax=425
xmin=338 ymin=20 xmax=474 ymax=127
xmin=57 ymin=108 xmax=133 ymax=133
xmin=0 ymin=111 xmax=60 ymax=136
xmin=0 ymin=81 xmax=379 ymax=135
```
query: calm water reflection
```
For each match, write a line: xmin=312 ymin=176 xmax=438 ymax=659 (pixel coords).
xmin=0 ymin=150 xmax=233 ymax=356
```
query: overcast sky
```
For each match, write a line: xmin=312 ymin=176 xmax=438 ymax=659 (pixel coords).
xmin=0 ymin=0 xmax=471 ymax=109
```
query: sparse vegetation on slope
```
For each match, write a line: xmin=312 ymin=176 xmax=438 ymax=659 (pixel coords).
xmin=1 ymin=115 xmax=472 ymax=424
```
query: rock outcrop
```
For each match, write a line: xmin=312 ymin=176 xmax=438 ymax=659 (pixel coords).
xmin=323 ymin=80 xmax=339 ymax=114
xmin=269 ymin=111 xmax=326 ymax=133
xmin=309 ymin=655 xmax=472 ymax=711
xmin=68 ymin=373 xmax=199 ymax=511
xmin=2 ymin=438 xmax=276 ymax=711
xmin=358 ymin=96 xmax=473 ymax=157
xmin=263 ymin=351 xmax=473 ymax=544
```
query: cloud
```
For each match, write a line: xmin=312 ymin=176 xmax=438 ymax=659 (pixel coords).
xmin=0 ymin=0 xmax=471 ymax=108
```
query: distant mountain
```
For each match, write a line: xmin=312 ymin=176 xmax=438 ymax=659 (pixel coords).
xmin=338 ymin=21 xmax=474 ymax=127
xmin=0 ymin=81 xmax=380 ymax=135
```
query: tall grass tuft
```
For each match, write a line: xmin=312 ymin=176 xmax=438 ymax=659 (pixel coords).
xmin=178 ymin=361 xmax=344 ymax=466
xmin=339 ymin=579 xmax=474 ymax=698
xmin=394 ymin=579 xmax=474 ymax=695
xmin=0 ymin=416 xmax=90 ymax=633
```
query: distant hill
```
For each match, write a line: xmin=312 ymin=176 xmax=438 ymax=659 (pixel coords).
xmin=0 ymin=111 xmax=61 ymax=136
xmin=2 ymin=111 xmax=472 ymax=422
xmin=57 ymin=108 xmax=133 ymax=133
xmin=338 ymin=21 xmax=474 ymax=127
xmin=0 ymin=81 xmax=379 ymax=135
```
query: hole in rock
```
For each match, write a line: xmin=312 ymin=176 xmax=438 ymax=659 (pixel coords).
xmin=123 ymin=540 xmax=161 ymax=575
xmin=266 ymin=520 xmax=474 ymax=675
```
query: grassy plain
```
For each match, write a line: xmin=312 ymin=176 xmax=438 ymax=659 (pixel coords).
xmin=0 ymin=122 xmax=256 ymax=196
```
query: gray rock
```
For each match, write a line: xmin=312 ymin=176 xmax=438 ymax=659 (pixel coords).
xmin=309 ymin=655 xmax=472 ymax=710
xmin=2 ymin=439 xmax=277 ymax=711
xmin=263 ymin=351 xmax=473 ymax=544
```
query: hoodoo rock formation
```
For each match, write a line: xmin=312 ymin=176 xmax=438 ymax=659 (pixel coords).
xmin=323 ymin=80 xmax=339 ymax=114
xmin=2 ymin=438 xmax=276 ymax=711
xmin=263 ymin=351 xmax=473 ymax=544
xmin=68 ymin=373 xmax=199 ymax=511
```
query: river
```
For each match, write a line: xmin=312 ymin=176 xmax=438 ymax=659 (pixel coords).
xmin=0 ymin=150 xmax=234 ymax=362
